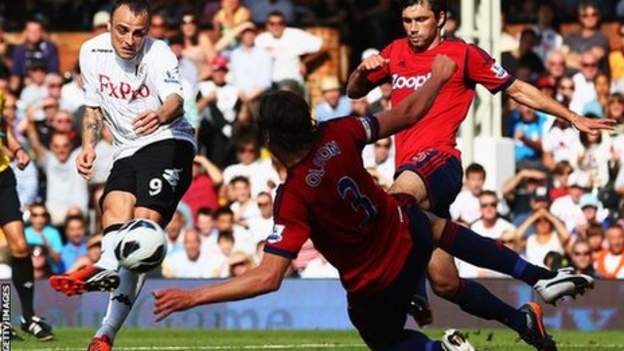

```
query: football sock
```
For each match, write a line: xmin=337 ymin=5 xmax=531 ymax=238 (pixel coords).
xmin=95 ymin=268 xmax=146 ymax=341
xmin=439 ymin=221 xmax=556 ymax=285
xmin=95 ymin=224 xmax=124 ymax=271
xmin=391 ymin=330 xmax=442 ymax=351
xmin=11 ymin=255 xmax=35 ymax=321
xmin=451 ymin=279 xmax=527 ymax=335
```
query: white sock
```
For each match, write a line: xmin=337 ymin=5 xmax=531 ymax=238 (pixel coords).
xmin=95 ymin=228 xmax=122 ymax=271
xmin=95 ymin=268 xmax=146 ymax=341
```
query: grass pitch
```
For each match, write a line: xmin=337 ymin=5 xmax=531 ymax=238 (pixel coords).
xmin=7 ymin=328 xmax=624 ymax=350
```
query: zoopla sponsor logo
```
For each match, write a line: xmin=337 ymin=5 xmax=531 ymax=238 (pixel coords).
xmin=391 ymin=73 xmax=431 ymax=90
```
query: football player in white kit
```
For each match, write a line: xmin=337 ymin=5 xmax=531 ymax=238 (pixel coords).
xmin=49 ymin=1 xmax=196 ymax=349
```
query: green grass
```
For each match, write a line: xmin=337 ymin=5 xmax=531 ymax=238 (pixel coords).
xmin=7 ymin=328 xmax=624 ymax=350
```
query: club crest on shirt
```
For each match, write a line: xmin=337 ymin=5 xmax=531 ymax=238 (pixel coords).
xmin=490 ymin=63 xmax=508 ymax=79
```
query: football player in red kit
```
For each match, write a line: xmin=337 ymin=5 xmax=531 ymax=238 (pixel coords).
xmin=347 ymin=0 xmax=609 ymax=342
xmin=153 ymin=56 xmax=592 ymax=351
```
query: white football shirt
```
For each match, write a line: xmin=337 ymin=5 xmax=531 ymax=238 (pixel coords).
xmin=80 ymin=33 xmax=196 ymax=160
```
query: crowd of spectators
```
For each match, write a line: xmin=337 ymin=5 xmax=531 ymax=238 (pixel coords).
xmin=0 ymin=0 xmax=624 ymax=281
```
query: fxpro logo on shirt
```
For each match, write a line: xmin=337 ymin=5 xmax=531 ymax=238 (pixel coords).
xmin=391 ymin=72 xmax=432 ymax=91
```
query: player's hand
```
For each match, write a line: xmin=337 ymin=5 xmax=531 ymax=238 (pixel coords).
xmin=134 ymin=110 xmax=161 ymax=136
xmin=571 ymin=114 xmax=615 ymax=135
xmin=430 ymin=54 xmax=457 ymax=82
xmin=14 ymin=149 xmax=30 ymax=170
xmin=76 ymin=148 xmax=96 ymax=180
xmin=357 ymin=54 xmax=389 ymax=72
xmin=153 ymin=288 xmax=196 ymax=322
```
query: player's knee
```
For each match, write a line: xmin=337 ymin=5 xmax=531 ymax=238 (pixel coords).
xmin=9 ymin=236 xmax=29 ymax=257
xmin=429 ymin=273 xmax=460 ymax=299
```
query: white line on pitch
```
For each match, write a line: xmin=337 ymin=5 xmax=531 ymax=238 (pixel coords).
xmin=13 ymin=343 xmax=367 ymax=351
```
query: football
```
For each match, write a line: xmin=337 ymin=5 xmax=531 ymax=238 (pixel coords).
xmin=114 ymin=219 xmax=167 ymax=273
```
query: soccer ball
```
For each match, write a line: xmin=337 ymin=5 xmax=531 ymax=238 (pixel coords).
xmin=114 ymin=219 xmax=167 ymax=273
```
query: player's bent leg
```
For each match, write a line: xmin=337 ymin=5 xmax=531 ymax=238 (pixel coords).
xmin=426 ymin=249 xmax=460 ymax=299
xmin=427 ymin=214 xmax=594 ymax=303
xmin=389 ymin=170 xmax=431 ymax=210
xmin=49 ymin=191 xmax=136 ymax=296
xmin=3 ymin=220 xmax=54 ymax=341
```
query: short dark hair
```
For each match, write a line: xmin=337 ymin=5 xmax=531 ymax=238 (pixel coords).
xmin=218 ymin=231 xmax=235 ymax=243
xmin=578 ymin=0 xmax=600 ymax=14
xmin=230 ymin=176 xmax=250 ymax=187
xmin=465 ymin=163 xmax=486 ymax=177
xmin=479 ymin=190 xmax=497 ymax=199
xmin=214 ymin=206 xmax=234 ymax=219
xmin=398 ymin=0 xmax=448 ymax=21
xmin=111 ymin=0 xmax=151 ymax=20
xmin=64 ymin=214 xmax=86 ymax=232
xmin=197 ymin=207 xmax=213 ymax=218
xmin=258 ymin=91 xmax=318 ymax=152
xmin=266 ymin=10 xmax=285 ymax=21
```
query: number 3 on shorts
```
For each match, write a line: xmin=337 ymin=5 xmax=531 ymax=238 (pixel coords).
xmin=149 ymin=178 xmax=163 ymax=196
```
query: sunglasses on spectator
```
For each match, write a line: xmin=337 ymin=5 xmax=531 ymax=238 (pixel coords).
xmin=559 ymin=85 xmax=574 ymax=91
xmin=582 ymin=61 xmax=598 ymax=68
xmin=375 ymin=143 xmax=391 ymax=149
xmin=573 ymin=251 xmax=591 ymax=256
xmin=480 ymin=202 xmax=497 ymax=208
xmin=237 ymin=147 xmax=256 ymax=154
xmin=581 ymin=11 xmax=598 ymax=18
xmin=31 ymin=212 xmax=47 ymax=218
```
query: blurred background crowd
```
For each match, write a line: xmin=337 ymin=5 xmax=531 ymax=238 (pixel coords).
xmin=0 ymin=0 xmax=624 ymax=281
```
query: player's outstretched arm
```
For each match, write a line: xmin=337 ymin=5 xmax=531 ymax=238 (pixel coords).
xmin=373 ymin=54 xmax=456 ymax=139
xmin=505 ymin=79 xmax=614 ymax=134
xmin=153 ymin=253 xmax=290 ymax=322
xmin=76 ymin=106 xmax=103 ymax=180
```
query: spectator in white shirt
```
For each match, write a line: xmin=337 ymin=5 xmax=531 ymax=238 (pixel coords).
xmin=363 ymin=137 xmax=394 ymax=188
xmin=26 ymin=129 xmax=87 ymax=226
xmin=471 ymin=191 xmax=516 ymax=240
xmin=542 ymin=118 xmax=580 ymax=170
xmin=570 ymin=52 xmax=599 ymax=114
xmin=223 ymin=136 xmax=280 ymax=196
xmin=248 ymin=192 xmax=274 ymax=245
xmin=230 ymin=23 xmax=273 ymax=102
xmin=214 ymin=206 xmax=255 ymax=255
xmin=196 ymin=207 xmax=219 ymax=254
xmin=518 ymin=208 xmax=571 ymax=268
xmin=550 ymin=171 xmax=590 ymax=232
xmin=450 ymin=163 xmax=486 ymax=225
xmin=255 ymin=10 xmax=324 ymax=84
xmin=60 ymin=64 xmax=85 ymax=115
xmin=163 ymin=229 xmax=213 ymax=278
xmin=229 ymin=176 xmax=261 ymax=227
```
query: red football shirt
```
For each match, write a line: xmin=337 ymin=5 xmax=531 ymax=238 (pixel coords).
xmin=264 ymin=116 xmax=413 ymax=294
xmin=366 ymin=38 xmax=515 ymax=165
